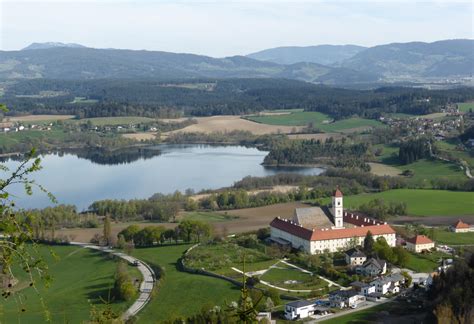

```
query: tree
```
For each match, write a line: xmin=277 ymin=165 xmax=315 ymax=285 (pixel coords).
xmin=363 ymin=231 xmax=374 ymax=255
xmin=103 ymin=215 xmax=112 ymax=246
xmin=118 ymin=224 xmax=140 ymax=242
xmin=0 ymin=138 xmax=55 ymax=313
xmin=113 ymin=261 xmax=137 ymax=301
xmin=373 ymin=237 xmax=395 ymax=263
xmin=393 ymin=246 xmax=410 ymax=267
xmin=400 ymin=270 xmax=412 ymax=287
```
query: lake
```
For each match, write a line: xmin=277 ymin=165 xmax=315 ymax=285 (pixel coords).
xmin=2 ymin=144 xmax=323 ymax=210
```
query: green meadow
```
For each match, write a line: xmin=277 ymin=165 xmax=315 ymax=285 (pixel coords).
xmin=246 ymin=111 xmax=384 ymax=132
xmin=131 ymin=244 xmax=240 ymax=322
xmin=74 ymin=116 xmax=156 ymax=126
xmin=458 ymin=102 xmax=474 ymax=112
xmin=322 ymin=189 xmax=474 ymax=217
xmin=1 ymin=245 xmax=134 ymax=323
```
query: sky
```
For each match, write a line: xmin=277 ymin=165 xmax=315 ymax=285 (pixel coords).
xmin=1 ymin=0 xmax=473 ymax=57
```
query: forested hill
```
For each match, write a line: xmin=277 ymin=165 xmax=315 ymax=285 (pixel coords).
xmin=0 ymin=46 xmax=378 ymax=85
xmin=247 ymin=44 xmax=366 ymax=65
xmin=3 ymin=78 xmax=474 ymax=118
xmin=340 ymin=39 xmax=474 ymax=78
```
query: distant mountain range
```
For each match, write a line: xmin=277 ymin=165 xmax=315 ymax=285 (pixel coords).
xmin=0 ymin=39 xmax=472 ymax=85
xmin=22 ymin=42 xmax=87 ymax=50
xmin=247 ymin=45 xmax=366 ymax=66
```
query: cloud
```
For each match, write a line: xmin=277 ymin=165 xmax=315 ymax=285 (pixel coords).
xmin=1 ymin=1 xmax=472 ymax=56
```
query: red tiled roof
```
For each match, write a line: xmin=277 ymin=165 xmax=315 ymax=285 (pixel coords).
xmin=270 ymin=217 xmax=395 ymax=241
xmin=270 ymin=217 xmax=313 ymax=240
xmin=454 ymin=219 xmax=470 ymax=229
xmin=406 ymin=235 xmax=433 ymax=245
xmin=334 ymin=188 xmax=343 ymax=197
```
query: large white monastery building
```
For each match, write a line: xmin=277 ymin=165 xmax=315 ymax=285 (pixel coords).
xmin=270 ymin=189 xmax=396 ymax=254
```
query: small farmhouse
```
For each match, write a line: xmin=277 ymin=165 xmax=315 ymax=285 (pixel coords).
xmin=450 ymin=219 xmax=474 ymax=233
xmin=345 ymin=248 xmax=366 ymax=266
xmin=270 ymin=189 xmax=396 ymax=254
xmin=329 ymin=290 xmax=365 ymax=308
xmin=405 ymin=235 xmax=434 ymax=253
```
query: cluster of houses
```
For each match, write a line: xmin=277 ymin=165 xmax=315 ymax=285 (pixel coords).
xmin=379 ymin=111 xmax=464 ymax=141
xmin=275 ymin=188 xmax=467 ymax=321
xmin=0 ymin=121 xmax=52 ymax=133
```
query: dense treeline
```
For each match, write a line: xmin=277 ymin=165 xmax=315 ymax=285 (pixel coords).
xmin=427 ymin=253 xmax=474 ymax=324
xmin=398 ymin=138 xmax=433 ymax=164
xmin=89 ymin=192 xmax=187 ymax=222
xmin=3 ymin=78 xmax=473 ymax=119
xmin=263 ymin=138 xmax=371 ymax=171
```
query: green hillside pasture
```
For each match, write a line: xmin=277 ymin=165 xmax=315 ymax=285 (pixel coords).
xmin=322 ymin=189 xmax=474 ymax=217
xmin=74 ymin=116 xmax=156 ymax=126
xmin=0 ymin=129 xmax=68 ymax=152
xmin=131 ymin=244 xmax=240 ymax=322
xmin=432 ymin=228 xmax=474 ymax=245
xmin=1 ymin=245 xmax=134 ymax=323
xmin=319 ymin=118 xmax=384 ymax=132
xmin=458 ymin=102 xmax=474 ymax=112
xmin=246 ymin=111 xmax=331 ymax=126
xmin=436 ymin=140 xmax=474 ymax=169
xmin=259 ymin=262 xmax=328 ymax=291
xmin=180 ymin=211 xmax=238 ymax=222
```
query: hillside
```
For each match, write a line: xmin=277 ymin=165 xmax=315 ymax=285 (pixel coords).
xmin=0 ymin=46 xmax=376 ymax=84
xmin=340 ymin=39 xmax=474 ymax=79
xmin=247 ymin=44 xmax=366 ymax=65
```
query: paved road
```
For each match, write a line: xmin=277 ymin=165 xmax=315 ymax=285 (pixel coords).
xmin=70 ymin=242 xmax=155 ymax=321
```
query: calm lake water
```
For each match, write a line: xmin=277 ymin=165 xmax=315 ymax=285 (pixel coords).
xmin=3 ymin=145 xmax=323 ymax=210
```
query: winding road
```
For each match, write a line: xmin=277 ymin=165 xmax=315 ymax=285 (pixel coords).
xmin=70 ymin=242 xmax=155 ymax=321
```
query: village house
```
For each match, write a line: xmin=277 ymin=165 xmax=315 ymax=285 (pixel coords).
xmin=345 ymin=248 xmax=367 ymax=266
xmin=370 ymin=273 xmax=404 ymax=295
xmin=356 ymin=258 xmax=387 ymax=276
xmin=350 ymin=281 xmax=376 ymax=296
xmin=405 ymin=235 xmax=435 ymax=253
xmin=284 ymin=300 xmax=315 ymax=320
xmin=329 ymin=289 xmax=365 ymax=308
xmin=269 ymin=189 xmax=396 ymax=254
xmin=450 ymin=219 xmax=474 ymax=233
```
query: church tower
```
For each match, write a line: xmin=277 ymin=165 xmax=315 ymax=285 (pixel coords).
xmin=332 ymin=188 xmax=344 ymax=228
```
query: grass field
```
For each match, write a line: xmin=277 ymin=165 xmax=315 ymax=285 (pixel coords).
xmin=1 ymin=245 xmax=134 ymax=323
xmin=319 ymin=118 xmax=384 ymax=133
xmin=436 ymin=140 xmax=474 ymax=169
xmin=180 ymin=211 xmax=238 ymax=222
xmin=0 ymin=129 xmax=68 ymax=152
xmin=405 ymin=251 xmax=448 ymax=273
xmin=245 ymin=111 xmax=383 ymax=133
xmin=321 ymin=189 xmax=474 ymax=217
xmin=259 ymin=263 xmax=327 ymax=291
xmin=6 ymin=115 xmax=74 ymax=124
xmin=74 ymin=116 xmax=156 ymax=126
xmin=320 ymin=303 xmax=389 ymax=324
xmin=246 ymin=111 xmax=332 ymax=126
xmin=374 ymin=143 xmax=466 ymax=184
xmin=131 ymin=244 xmax=239 ymax=322
xmin=184 ymin=242 xmax=275 ymax=277
xmin=458 ymin=102 xmax=474 ymax=113
xmin=71 ymin=97 xmax=99 ymax=104
xmin=432 ymin=228 xmax=474 ymax=245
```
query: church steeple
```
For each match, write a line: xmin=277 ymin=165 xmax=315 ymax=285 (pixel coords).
xmin=332 ymin=187 xmax=344 ymax=228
